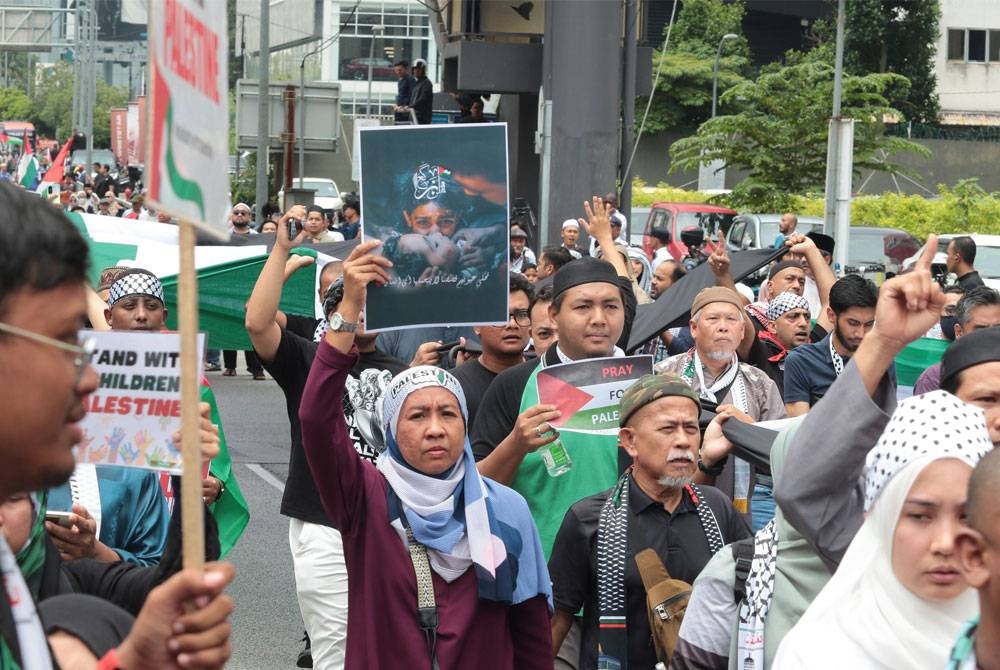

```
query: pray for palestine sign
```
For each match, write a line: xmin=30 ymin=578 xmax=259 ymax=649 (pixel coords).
xmin=147 ymin=0 xmax=229 ymax=237
xmin=536 ymin=355 xmax=653 ymax=435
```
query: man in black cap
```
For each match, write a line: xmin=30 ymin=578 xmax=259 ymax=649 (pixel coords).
xmin=549 ymin=374 xmax=749 ymax=669
xmin=940 ymin=325 xmax=1000 ymax=446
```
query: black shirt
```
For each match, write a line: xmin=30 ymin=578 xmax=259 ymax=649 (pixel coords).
xmin=284 ymin=313 xmax=322 ymax=341
xmin=261 ymin=328 xmax=406 ymax=525
xmin=548 ymin=478 xmax=750 ymax=669
xmin=449 ymin=358 xmax=500 ymax=427
xmin=957 ymin=270 xmax=986 ymax=291
xmin=745 ymin=333 xmax=788 ymax=400
xmin=470 ymin=276 xmax=637 ymax=460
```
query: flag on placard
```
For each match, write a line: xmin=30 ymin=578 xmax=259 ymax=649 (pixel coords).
xmin=536 ymin=356 xmax=653 ymax=434
xmin=41 ymin=136 xmax=74 ymax=184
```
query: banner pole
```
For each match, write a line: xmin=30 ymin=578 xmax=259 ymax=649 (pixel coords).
xmin=178 ymin=219 xmax=205 ymax=569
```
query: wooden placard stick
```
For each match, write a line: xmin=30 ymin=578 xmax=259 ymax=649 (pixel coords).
xmin=178 ymin=219 xmax=205 ymax=569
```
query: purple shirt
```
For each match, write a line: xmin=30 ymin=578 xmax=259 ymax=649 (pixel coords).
xmin=300 ymin=341 xmax=552 ymax=669
xmin=914 ymin=361 xmax=942 ymax=395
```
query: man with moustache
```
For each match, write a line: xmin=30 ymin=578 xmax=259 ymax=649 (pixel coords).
xmin=783 ymin=274 xmax=880 ymax=416
xmin=745 ymin=291 xmax=813 ymax=399
xmin=656 ymin=287 xmax=785 ymax=527
xmin=549 ymin=375 xmax=749 ymax=669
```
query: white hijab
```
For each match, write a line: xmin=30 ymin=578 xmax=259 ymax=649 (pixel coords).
xmin=774 ymin=391 xmax=992 ymax=669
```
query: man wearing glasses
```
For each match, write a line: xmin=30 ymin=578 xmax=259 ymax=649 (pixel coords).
xmin=0 ymin=182 xmax=234 ymax=668
xmin=914 ymin=286 xmax=1000 ymax=394
xmin=230 ymin=203 xmax=257 ymax=235
xmin=451 ymin=273 xmax=534 ymax=426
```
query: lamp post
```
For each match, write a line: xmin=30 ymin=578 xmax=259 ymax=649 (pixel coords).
xmin=366 ymin=25 xmax=385 ymax=116
xmin=712 ymin=33 xmax=738 ymax=118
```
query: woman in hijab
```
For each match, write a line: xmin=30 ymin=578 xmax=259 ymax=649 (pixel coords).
xmin=299 ymin=240 xmax=553 ymax=670
xmin=773 ymin=390 xmax=992 ymax=669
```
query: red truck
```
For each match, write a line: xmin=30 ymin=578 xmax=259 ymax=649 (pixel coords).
xmin=640 ymin=202 xmax=737 ymax=262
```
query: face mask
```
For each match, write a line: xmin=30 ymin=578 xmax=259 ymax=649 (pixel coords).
xmin=940 ymin=315 xmax=958 ymax=342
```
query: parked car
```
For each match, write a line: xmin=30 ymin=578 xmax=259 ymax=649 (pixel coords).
xmin=845 ymin=226 xmax=921 ymax=284
xmin=640 ymin=202 xmax=737 ymax=262
xmin=339 ymin=57 xmax=396 ymax=81
xmin=278 ymin=177 xmax=343 ymax=215
xmin=725 ymin=214 xmax=824 ymax=252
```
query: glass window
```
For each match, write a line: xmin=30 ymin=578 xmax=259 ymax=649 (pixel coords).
xmin=990 ymin=30 xmax=1000 ymax=62
xmin=947 ymin=29 xmax=965 ymax=60
xmin=969 ymin=29 xmax=987 ymax=62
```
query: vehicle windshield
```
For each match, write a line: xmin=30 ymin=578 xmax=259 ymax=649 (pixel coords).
xmin=677 ymin=211 xmax=735 ymax=238
xmin=302 ymin=180 xmax=339 ymax=197
xmin=849 ymin=229 xmax=921 ymax=271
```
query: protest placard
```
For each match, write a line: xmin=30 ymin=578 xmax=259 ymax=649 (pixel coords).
xmin=146 ymin=0 xmax=229 ymax=236
xmin=76 ymin=330 xmax=205 ymax=474
xmin=359 ymin=123 xmax=510 ymax=331
xmin=536 ymin=355 xmax=654 ymax=435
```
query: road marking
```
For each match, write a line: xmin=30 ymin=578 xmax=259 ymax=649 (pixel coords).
xmin=246 ymin=463 xmax=286 ymax=493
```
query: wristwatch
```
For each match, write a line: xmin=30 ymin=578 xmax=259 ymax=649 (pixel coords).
xmin=329 ymin=312 xmax=358 ymax=333
xmin=698 ymin=455 xmax=727 ymax=477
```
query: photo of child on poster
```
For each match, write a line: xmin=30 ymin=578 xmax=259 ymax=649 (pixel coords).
xmin=359 ymin=123 xmax=510 ymax=331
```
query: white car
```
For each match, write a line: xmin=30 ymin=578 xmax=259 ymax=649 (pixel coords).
xmin=278 ymin=178 xmax=343 ymax=214
xmin=904 ymin=233 xmax=1000 ymax=291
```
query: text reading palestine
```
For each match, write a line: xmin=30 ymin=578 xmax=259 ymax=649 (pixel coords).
xmin=163 ymin=0 xmax=220 ymax=103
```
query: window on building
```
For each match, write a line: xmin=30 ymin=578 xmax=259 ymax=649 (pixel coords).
xmin=991 ymin=30 xmax=1000 ymax=62
xmin=947 ymin=29 xmax=964 ymax=61
xmin=968 ymin=29 xmax=987 ymax=62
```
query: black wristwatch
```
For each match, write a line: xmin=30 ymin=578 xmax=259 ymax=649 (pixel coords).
xmin=698 ymin=455 xmax=727 ymax=477
xmin=212 ymin=476 xmax=226 ymax=502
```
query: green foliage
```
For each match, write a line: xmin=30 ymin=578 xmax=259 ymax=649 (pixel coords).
xmin=669 ymin=60 xmax=930 ymax=211
xmin=639 ymin=0 xmax=751 ymax=133
xmin=0 ymin=88 xmax=30 ymax=121
xmin=844 ymin=0 xmax=941 ymax=122
xmin=29 ymin=62 xmax=129 ymax=146
xmin=632 ymin=179 xmax=1000 ymax=238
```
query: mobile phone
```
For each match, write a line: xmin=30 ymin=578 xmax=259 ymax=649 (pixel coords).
xmin=288 ymin=218 xmax=299 ymax=240
xmin=45 ymin=511 xmax=74 ymax=528
xmin=435 ymin=339 xmax=462 ymax=354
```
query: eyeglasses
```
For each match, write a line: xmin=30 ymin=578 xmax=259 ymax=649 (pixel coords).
xmin=507 ymin=309 xmax=531 ymax=327
xmin=0 ymin=322 xmax=97 ymax=385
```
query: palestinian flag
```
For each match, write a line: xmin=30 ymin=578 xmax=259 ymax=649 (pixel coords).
xmin=16 ymin=153 xmax=38 ymax=189
xmin=68 ymin=212 xmax=357 ymax=350
xmin=536 ymin=355 xmax=653 ymax=435
xmin=202 ymin=382 xmax=249 ymax=558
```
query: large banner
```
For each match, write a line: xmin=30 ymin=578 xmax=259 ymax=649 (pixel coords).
xmin=147 ymin=0 xmax=229 ymax=236
xmin=110 ymin=107 xmax=127 ymax=167
xmin=536 ymin=355 xmax=653 ymax=435
xmin=359 ymin=124 xmax=510 ymax=331
xmin=76 ymin=330 xmax=205 ymax=474
xmin=126 ymin=102 xmax=140 ymax=165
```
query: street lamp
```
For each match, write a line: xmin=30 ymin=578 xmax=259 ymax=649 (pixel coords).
xmin=711 ymin=33 xmax=739 ymax=118
xmin=366 ymin=25 xmax=385 ymax=116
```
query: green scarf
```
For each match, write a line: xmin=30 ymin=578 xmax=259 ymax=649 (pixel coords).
xmin=16 ymin=493 xmax=48 ymax=601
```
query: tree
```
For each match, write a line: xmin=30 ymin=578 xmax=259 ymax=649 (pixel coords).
xmin=670 ymin=61 xmax=930 ymax=210
xmin=639 ymin=0 xmax=751 ymax=133
xmin=0 ymin=88 xmax=30 ymax=120
xmin=844 ymin=0 xmax=940 ymax=123
xmin=30 ymin=62 xmax=129 ymax=146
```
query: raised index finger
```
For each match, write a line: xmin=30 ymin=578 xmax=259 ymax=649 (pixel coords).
xmin=915 ymin=234 xmax=938 ymax=273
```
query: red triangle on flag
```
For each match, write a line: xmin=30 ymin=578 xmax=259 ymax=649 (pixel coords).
xmin=537 ymin=372 xmax=594 ymax=426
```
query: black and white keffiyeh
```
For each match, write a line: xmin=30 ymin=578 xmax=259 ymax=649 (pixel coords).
xmin=106 ymin=269 xmax=163 ymax=307
xmin=737 ymin=518 xmax=779 ymax=669
xmin=766 ymin=292 xmax=810 ymax=322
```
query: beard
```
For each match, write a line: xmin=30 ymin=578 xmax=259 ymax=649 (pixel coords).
xmin=704 ymin=347 xmax=735 ymax=361
xmin=833 ymin=323 xmax=862 ymax=353
xmin=657 ymin=474 xmax=693 ymax=489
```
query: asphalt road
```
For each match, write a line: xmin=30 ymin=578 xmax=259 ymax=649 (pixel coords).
xmin=207 ymin=368 xmax=307 ymax=669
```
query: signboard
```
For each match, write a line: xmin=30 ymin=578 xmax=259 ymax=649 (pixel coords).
xmin=110 ymin=107 xmax=127 ymax=167
xmin=147 ymin=0 xmax=229 ymax=236
xmin=76 ymin=330 xmax=205 ymax=474
xmin=535 ymin=355 xmax=653 ymax=435
xmin=360 ymin=124 xmax=510 ymax=331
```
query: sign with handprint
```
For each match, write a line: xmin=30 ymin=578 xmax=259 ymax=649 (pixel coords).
xmin=76 ymin=329 xmax=205 ymax=473
xmin=359 ymin=123 xmax=511 ymax=330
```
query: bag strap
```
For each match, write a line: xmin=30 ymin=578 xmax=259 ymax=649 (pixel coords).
xmin=731 ymin=538 xmax=755 ymax=605
xmin=634 ymin=548 xmax=672 ymax=592
xmin=687 ymin=484 xmax=725 ymax=555
xmin=401 ymin=515 xmax=440 ymax=670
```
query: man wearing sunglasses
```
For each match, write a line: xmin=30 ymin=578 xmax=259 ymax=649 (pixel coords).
xmin=0 ymin=182 xmax=234 ymax=669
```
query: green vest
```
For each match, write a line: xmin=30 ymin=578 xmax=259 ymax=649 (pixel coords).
xmin=513 ymin=363 xmax=621 ymax=559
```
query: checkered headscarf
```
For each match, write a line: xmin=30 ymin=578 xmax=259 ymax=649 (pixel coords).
xmin=767 ymin=291 xmax=810 ymax=322
xmin=106 ymin=269 xmax=164 ymax=307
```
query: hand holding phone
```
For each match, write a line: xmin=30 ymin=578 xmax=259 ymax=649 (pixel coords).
xmin=45 ymin=511 xmax=74 ymax=528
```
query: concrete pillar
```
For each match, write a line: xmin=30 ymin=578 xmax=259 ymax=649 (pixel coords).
xmin=542 ymin=0 xmax=622 ymax=246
